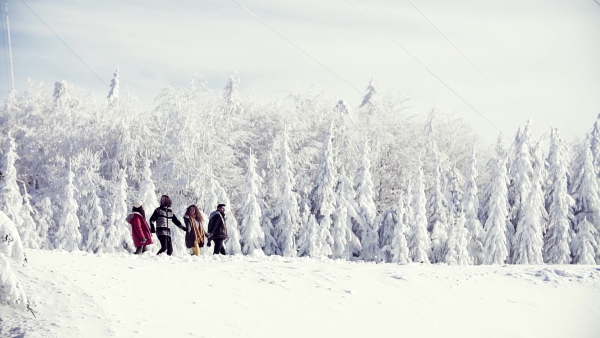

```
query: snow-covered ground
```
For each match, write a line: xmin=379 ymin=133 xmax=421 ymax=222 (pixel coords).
xmin=2 ymin=250 xmax=600 ymax=338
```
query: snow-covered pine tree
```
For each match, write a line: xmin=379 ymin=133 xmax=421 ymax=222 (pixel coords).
xmin=530 ymin=141 xmax=549 ymax=234
xmin=0 ymin=135 xmax=26 ymax=247
xmin=570 ymin=137 xmax=600 ymax=263
xmin=445 ymin=212 xmax=471 ymax=265
xmin=428 ymin=152 xmax=449 ymax=263
xmin=479 ymin=135 xmax=506 ymax=225
xmin=0 ymin=211 xmax=28 ymax=308
xmin=589 ymin=114 xmax=600 ymax=172
xmin=355 ymin=142 xmax=379 ymax=262
xmin=508 ymin=122 xmax=534 ymax=260
xmin=359 ymin=77 xmax=378 ymax=115
xmin=223 ymin=71 xmax=243 ymax=115
xmin=103 ymin=170 xmax=132 ymax=253
xmin=0 ymin=210 xmax=25 ymax=264
xmin=19 ymin=187 xmax=40 ymax=249
xmin=310 ymin=123 xmax=337 ymax=258
xmin=543 ymin=128 xmax=574 ymax=264
xmin=271 ymin=126 xmax=300 ymax=257
xmin=107 ymin=65 xmax=120 ymax=105
xmin=138 ymin=159 xmax=159 ymax=253
xmin=571 ymin=217 xmax=598 ymax=264
xmin=378 ymin=210 xmax=399 ymax=263
xmin=483 ymin=149 xmax=510 ymax=265
xmin=239 ymin=150 xmax=264 ymax=255
xmin=463 ymin=147 xmax=484 ymax=264
xmin=54 ymin=162 xmax=82 ymax=251
xmin=260 ymin=200 xmax=278 ymax=256
xmin=295 ymin=170 xmax=312 ymax=254
xmin=35 ymin=197 xmax=55 ymax=249
xmin=298 ymin=214 xmax=321 ymax=257
xmin=512 ymin=149 xmax=546 ymax=264
xmin=408 ymin=164 xmax=431 ymax=263
xmin=73 ymin=150 xmax=105 ymax=253
xmin=334 ymin=167 xmax=362 ymax=258
xmin=388 ymin=193 xmax=410 ymax=264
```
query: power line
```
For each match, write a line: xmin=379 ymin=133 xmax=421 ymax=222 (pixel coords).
xmin=20 ymin=0 xmax=108 ymax=88
xmin=229 ymin=0 xmax=363 ymax=95
xmin=345 ymin=0 xmax=501 ymax=132
xmin=407 ymin=0 xmax=526 ymax=117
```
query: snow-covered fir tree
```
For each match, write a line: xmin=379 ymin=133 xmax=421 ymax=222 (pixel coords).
xmin=388 ymin=193 xmax=410 ymax=264
xmin=571 ymin=217 xmax=598 ymax=264
xmin=428 ymin=152 xmax=449 ymax=263
xmin=483 ymin=149 xmax=510 ymax=265
xmin=463 ymin=147 xmax=484 ymax=264
xmin=260 ymin=200 xmax=278 ymax=256
xmin=355 ymin=142 xmax=379 ymax=262
xmin=508 ymin=122 xmax=534 ymax=260
xmin=216 ymin=186 xmax=242 ymax=255
xmin=589 ymin=114 xmax=600 ymax=172
xmin=295 ymin=170 xmax=312 ymax=255
xmin=445 ymin=213 xmax=471 ymax=265
xmin=138 ymin=159 xmax=159 ymax=212
xmin=73 ymin=150 xmax=104 ymax=253
xmin=298 ymin=214 xmax=321 ymax=257
xmin=239 ymin=150 xmax=265 ymax=255
xmin=222 ymin=71 xmax=243 ymax=115
xmin=378 ymin=209 xmax=400 ymax=263
xmin=271 ymin=127 xmax=300 ymax=257
xmin=543 ymin=128 xmax=574 ymax=264
xmin=512 ymin=151 xmax=546 ymax=264
xmin=54 ymin=163 xmax=82 ymax=252
xmin=35 ymin=197 xmax=55 ymax=249
xmin=19 ymin=188 xmax=40 ymax=249
xmin=0 ymin=210 xmax=25 ymax=264
xmin=310 ymin=123 xmax=337 ymax=258
xmin=103 ymin=170 xmax=132 ymax=253
xmin=408 ymin=164 xmax=431 ymax=263
xmin=333 ymin=167 xmax=361 ymax=258
xmin=359 ymin=77 xmax=378 ymax=115
xmin=570 ymin=138 xmax=600 ymax=263
xmin=0 ymin=211 xmax=28 ymax=309
xmin=107 ymin=65 xmax=120 ymax=105
xmin=0 ymin=135 xmax=26 ymax=246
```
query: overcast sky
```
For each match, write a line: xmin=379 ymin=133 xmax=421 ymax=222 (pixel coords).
xmin=1 ymin=0 xmax=599 ymax=143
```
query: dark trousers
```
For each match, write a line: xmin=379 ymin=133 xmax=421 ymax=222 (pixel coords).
xmin=134 ymin=246 xmax=147 ymax=254
xmin=157 ymin=235 xmax=173 ymax=256
xmin=213 ymin=238 xmax=226 ymax=255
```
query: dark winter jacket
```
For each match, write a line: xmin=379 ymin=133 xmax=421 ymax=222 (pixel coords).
xmin=149 ymin=207 xmax=185 ymax=237
xmin=207 ymin=210 xmax=228 ymax=240
xmin=126 ymin=212 xmax=154 ymax=247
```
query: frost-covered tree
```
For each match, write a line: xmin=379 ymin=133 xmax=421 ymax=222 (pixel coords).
xmin=508 ymin=122 xmax=534 ymax=259
xmin=463 ymin=148 xmax=484 ymax=264
xmin=54 ymin=163 xmax=82 ymax=252
xmin=333 ymin=167 xmax=361 ymax=258
xmin=139 ymin=159 xmax=158 ymax=212
xmin=570 ymin=138 xmax=600 ymax=263
xmin=0 ymin=210 xmax=25 ymax=264
xmin=355 ymin=142 xmax=379 ymax=261
xmin=298 ymin=214 xmax=321 ymax=257
xmin=271 ymin=127 xmax=300 ymax=257
xmin=388 ymin=194 xmax=410 ymax=264
xmin=223 ymin=71 xmax=243 ymax=115
xmin=359 ymin=76 xmax=378 ymax=115
xmin=73 ymin=150 xmax=105 ymax=253
xmin=260 ymin=200 xmax=278 ymax=256
xmin=483 ymin=150 xmax=510 ymax=265
xmin=445 ymin=213 xmax=471 ymax=265
xmin=571 ymin=218 xmax=598 ymax=264
xmin=379 ymin=210 xmax=401 ymax=263
xmin=590 ymin=114 xmax=600 ymax=171
xmin=103 ymin=170 xmax=132 ymax=253
xmin=0 ymin=136 xmax=25 ymax=245
xmin=0 ymin=213 xmax=28 ymax=308
xmin=35 ymin=197 xmax=55 ymax=249
xmin=239 ymin=150 xmax=264 ymax=255
xmin=408 ymin=165 xmax=431 ymax=263
xmin=107 ymin=65 xmax=120 ymax=104
xmin=216 ymin=186 xmax=242 ymax=255
xmin=428 ymin=153 xmax=449 ymax=263
xmin=512 ymin=152 xmax=546 ymax=265
xmin=295 ymin=170 xmax=312 ymax=254
xmin=19 ymin=188 xmax=40 ymax=249
xmin=311 ymin=123 xmax=337 ymax=257
xmin=543 ymin=128 xmax=574 ymax=264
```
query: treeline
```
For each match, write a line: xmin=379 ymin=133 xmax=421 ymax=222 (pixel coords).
xmin=0 ymin=70 xmax=598 ymax=267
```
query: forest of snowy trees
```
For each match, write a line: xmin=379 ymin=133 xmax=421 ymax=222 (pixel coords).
xmin=1 ymin=68 xmax=600 ymax=306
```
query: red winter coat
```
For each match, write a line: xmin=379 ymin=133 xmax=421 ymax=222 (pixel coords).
xmin=127 ymin=212 xmax=154 ymax=247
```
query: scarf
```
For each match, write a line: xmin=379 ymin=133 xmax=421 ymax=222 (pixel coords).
xmin=190 ymin=217 xmax=205 ymax=245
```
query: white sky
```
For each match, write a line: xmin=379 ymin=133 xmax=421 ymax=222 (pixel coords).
xmin=1 ymin=0 xmax=599 ymax=143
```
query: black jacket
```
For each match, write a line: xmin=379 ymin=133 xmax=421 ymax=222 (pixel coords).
xmin=149 ymin=207 xmax=185 ymax=236
xmin=207 ymin=211 xmax=228 ymax=240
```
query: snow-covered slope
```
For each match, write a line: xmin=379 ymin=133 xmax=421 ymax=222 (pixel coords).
xmin=2 ymin=250 xmax=600 ymax=338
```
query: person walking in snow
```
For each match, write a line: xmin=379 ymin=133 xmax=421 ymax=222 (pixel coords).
xmin=183 ymin=204 xmax=206 ymax=256
xmin=126 ymin=203 xmax=154 ymax=254
xmin=149 ymin=195 xmax=186 ymax=256
xmin=207 ymin=203 xmax=228 ymax=255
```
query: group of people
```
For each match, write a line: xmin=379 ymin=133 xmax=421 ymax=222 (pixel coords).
xmin=125 ymin=195 xmax=229 ymax=256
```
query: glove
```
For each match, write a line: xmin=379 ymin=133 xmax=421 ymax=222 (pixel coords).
xmin=141 ymin=238 xmax=147 ymax=243
xmin=207 ymin=240 xmax=212 ymax=247
xmin=150 ymin=225 xmax=156 ymax=233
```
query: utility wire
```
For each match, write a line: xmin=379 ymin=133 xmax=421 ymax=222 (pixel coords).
xmin=346 ymin=0 xmax=501 ymax=132
xmin=20 ymin=0 xmax=108 ymax=87
xmin=230 ymin=0 xmax=363 ymax=95
xmin=407 ymin=0 xmax=526 ymax=117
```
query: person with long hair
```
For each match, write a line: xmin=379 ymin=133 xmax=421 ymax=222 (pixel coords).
xmin=149 ymin=195 xmax=185 ymax=256
xmin=183 ymin=204 xmax=206 ymax=256
xmin=126 ymin=202 xmax=153 ymax=254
